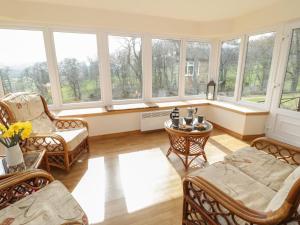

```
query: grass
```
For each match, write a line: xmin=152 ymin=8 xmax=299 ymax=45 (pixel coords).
xmin=61 ymin=80 xmax=100 ymax=103
xmin=242 ymin=93 xmax=300 ymax=111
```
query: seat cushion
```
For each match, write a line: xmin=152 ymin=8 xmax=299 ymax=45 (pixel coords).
xmin=265 ymin=166 xmax=300 ymax=213
xmin=0 ymin=180 xmax=88 ymax=225
xmin=31 ymin=112 xmax=56 ymax=134
xmin=224 ymin=146 xmax=296 ymax=191
xmin=191 ymin=161 xmax=276 ymax=211
xmin=55 ymin=127 xmax=88 ymax=151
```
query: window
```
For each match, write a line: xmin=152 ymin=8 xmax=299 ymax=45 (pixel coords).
xmin=0 ymin=29 xmax=52 ymax=103
xmin=53 ymin=32 xmax=100 ymax=103
xmin=218 ymin=39 xmax=241 ymax=97
xmin=108 ymin=36 xmax=142 ymax=100
xmin=241 ymin=32 xmax=276 ymax=103
xmin=185 ymin=42 xmax=210 ymax=96
xmin=280 ymin=28 xmax=300 ymax=111
xmin=152 ymin=39 xmax=180 ymax=97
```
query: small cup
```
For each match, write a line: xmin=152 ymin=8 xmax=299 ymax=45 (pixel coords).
xmin=197 ymin=115 xmax=204 ymax=123
xmin=184 ymin=117 xmax=193 ymax=125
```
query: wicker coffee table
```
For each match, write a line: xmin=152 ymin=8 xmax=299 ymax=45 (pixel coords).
xmin=164 ymin=119 xmax=213 ymax=170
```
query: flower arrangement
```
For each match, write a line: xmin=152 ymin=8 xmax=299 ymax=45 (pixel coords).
xmin=0 ymin=122 xmax=32 ymax=148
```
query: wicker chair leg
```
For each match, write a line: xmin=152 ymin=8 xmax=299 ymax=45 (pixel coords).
xmin=166 ymin=147 xmax=172 ymax=157
xmin=184 ymin=155 xmax=189 ymax=170
xmin=86 ymin=139 xmax=90 ymax=153
xmin=44 ymin=154 xmax=50 ymax=172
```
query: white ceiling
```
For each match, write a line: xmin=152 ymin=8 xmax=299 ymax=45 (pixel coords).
xmin=18 ymin=0 xmax=283 ymax=22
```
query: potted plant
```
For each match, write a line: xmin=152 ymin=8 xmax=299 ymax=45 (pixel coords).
xmin=0 ymin=122 xmax=32 ymax=172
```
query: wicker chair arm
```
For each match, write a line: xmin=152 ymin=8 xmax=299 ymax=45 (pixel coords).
xmin=53 ymin=117 xmax=88 ymax=130
xmin=24 ymin=133 xmax=67 ymax=153
xmin=183 ymin=176 xmax=287 ymax=225
xmin=0 ymin=169 xmax=54 ymax=209
xmin=251 ymin=137 xmax=300 ymax=165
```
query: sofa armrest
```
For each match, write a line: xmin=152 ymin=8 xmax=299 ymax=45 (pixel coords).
xmin=24 ymin=133 xmax=67 ymax=153
xmin=182 ymin=176 xmax=287 ymax=225
xmin=53 ymin=117 xmax=89 ymax=131
xmin=0 ymin=169 xmax=54 ymax=209
xmin=251 ymin=137 xmax=300 ymax=165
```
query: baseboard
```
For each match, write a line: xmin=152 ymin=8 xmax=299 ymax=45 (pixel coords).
xmin=209 ymin=121 xmax=265 ymax=141
xmin=89 ymin=130 xmax=141 ymax=141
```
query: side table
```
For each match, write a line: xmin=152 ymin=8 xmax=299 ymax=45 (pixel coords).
xmin=165 ymin=119 xmax=213 ymax=170
xmin=0 ymin=150 xmax=46 ymax=179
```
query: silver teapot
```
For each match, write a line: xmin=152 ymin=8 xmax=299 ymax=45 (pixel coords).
xmin=187 ymin=107 xmax=198 ymax=118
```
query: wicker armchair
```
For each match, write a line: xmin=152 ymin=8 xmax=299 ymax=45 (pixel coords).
xmin=0 ymin=92 xmax=89 ymax=172
xmin=182 ymin=137 xmax=300 ymax=225
xmin=0 ymin=170 xmax=88 ymax=224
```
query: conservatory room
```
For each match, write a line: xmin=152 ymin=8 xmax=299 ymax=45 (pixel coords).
xmin=0 ymin=0 xmax=300 ymax=224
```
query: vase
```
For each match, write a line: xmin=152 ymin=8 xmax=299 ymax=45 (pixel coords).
xmin=5 ymin=145 xmax=25 ymax=173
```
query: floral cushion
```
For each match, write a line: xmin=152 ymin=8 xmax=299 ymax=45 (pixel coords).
xmin=2 ymin=92 xmax=45 ymax=121
xmin=2 ymin=92 xmax=56 ymax=134
xmin=0 ymin=180 xmax=88 ymax=225
xmin=190 ymin=161 xmax=276 ymax=211
xmin=224 ymin=147 xmax=296 ymax=191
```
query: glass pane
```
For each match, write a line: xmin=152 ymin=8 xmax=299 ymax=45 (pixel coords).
xmin=185 ymin=42 xmax=210 ymax=96
xmin=241 ymin=32 xmax=276 ymax=103
xmin=218 ymin=39 xmax=241 ymax=97
xmin=54 ymin=32 xmax=100 ymax=103
xmin=0 ymin=29 xmax=52 ymax=103
xmin=280 ymin=28 xmax=300 ymax=111
xmin=152 ymin=39 xmax=180 ymax=97
xmin=109 ymin=36 xmax=142 ymax=100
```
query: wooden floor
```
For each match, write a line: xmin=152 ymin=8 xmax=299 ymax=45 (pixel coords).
xmin=51 ymin=128 xmax=249 ymax=225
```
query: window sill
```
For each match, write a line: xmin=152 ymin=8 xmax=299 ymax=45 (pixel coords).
xmin=53 ymin=100 xmax=269 ymax=118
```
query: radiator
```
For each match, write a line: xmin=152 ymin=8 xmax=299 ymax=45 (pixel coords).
xmin=140 ymin=110 xmax=171 ymax=131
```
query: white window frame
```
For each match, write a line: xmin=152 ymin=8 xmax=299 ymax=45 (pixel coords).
xmin=150 ymin=36 xmax=182 ymax=102
xmin=106 ymin=32 xmax=145 ymax=105
xmin=215 ymin=26 xmax=283 ymax=111
xmin=0 ymin=25 xmax=58 ymax=105
xmin=237 ymin=28 xmax=281 ymax=110
xmin=270 ymin=21 xmax=300 ymax=117
xmin=49 ymin=28 xmax=104 ymax=110
xmin=216 ymin=36 xmax=243 ymax=103
xmin=182 ymin=39 xmax=213 ymax=100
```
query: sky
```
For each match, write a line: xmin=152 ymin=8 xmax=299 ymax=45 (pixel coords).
xmin=54 ymin=32 xmax=98 ymax=62
xmin=0 ymin=29 xmax=46 ymax=67
xmin=0 ymin=29 xmax=98 ymax=68
xmin=0 ymin=29 xmax=142 ymax=68
xmin=108 ymin=35 xmax=141 ymax=54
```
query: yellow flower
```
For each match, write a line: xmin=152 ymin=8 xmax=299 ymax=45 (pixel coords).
xmin=1 ymin=121 xmax=32 ymax=140
xmin=0 ymin=124 xmax=7 ymax=133
xmin=11 ymin=123 xmax=21 ymax=134
xmin=20 ymin=121 xmax=32 ymax=140
xmin=2 ymin=128 xmax=14 ymax=138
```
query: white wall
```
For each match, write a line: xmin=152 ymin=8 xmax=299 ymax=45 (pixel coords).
xmin=0 ymin=1 xmax=232 ymax=38
xmin=81 ymin=105 xmax=266 ymax=137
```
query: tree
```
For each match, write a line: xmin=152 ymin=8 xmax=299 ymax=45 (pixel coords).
xmin=286 ymin=30 xmax=300 ymax=92
xmin=59 ymin=58 xmax=82 ymax=101
xmin=110 ymin=37 xmax=142 ymax=99
xmin=219 ymin=40 xmax=240 ymax=95
xmin=152 ymin=40 xmax=180 ymax=97
xmin=0 ymin=67 xmax=12 ymax=94
xmin=23 ymin=62 xmax=51 ymax=102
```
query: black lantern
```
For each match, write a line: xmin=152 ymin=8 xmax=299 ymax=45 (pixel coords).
xmin=206 ymin=80 xmax=216 ymax=100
